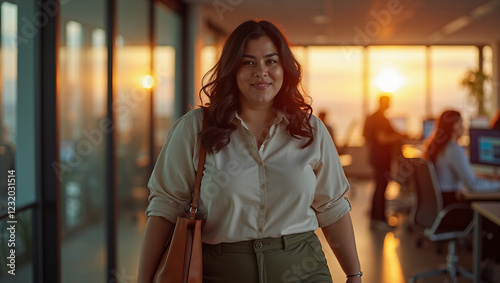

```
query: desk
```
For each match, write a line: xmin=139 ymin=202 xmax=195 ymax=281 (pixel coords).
xmin=472 ymin=164 xmax=500 ymax=179
xmin=461 ymin=190 xmax=500 ymax=201
xmin=471 ymin=202 xmax=500 ymax=283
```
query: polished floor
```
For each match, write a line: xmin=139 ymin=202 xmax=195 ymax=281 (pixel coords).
xmin=4 ymin=178 xmax=499 ymax=283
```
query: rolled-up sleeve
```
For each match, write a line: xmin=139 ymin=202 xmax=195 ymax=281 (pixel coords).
xmin=312 ymin=120 xmax=352 ymax=227
xmin=146 ymin=109 xmax=203 ymax=223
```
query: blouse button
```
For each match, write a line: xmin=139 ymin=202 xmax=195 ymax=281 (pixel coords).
xmin=255 ymin=241 xmax=263 ymax=249
xmin=260 ymin=205 xmax=265 ymax=210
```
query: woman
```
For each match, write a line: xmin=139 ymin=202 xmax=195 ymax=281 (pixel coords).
xmin=422 ymin=110 xmax=499 ymax=207
xmin=138 ymin=20 xmax=362 ymax=282
xmin=422 ymin=110 xmax=500 ymax=281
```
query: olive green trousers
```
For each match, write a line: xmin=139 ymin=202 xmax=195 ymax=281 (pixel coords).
xmin=202 ymin=231 xmax=333 ymax=283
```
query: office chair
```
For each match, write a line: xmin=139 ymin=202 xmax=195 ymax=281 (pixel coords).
xmin=408 ymin=158 xmax=474 ymax=283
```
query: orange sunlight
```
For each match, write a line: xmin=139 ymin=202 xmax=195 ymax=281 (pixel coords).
xmin=382 ymin=232 xmax=405 ymax=283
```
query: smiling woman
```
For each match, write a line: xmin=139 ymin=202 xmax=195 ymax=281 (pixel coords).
xmin=236 ymin=36 xmax=283 ymax=113
xmin=138 ymin=20 xmax=362 ymax=283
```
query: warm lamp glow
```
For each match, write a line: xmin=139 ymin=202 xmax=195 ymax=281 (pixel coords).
xmin=140 ymin=75 xmax=155 ymax=89
xmin=375 ymin=68 xmax=404 ymax=92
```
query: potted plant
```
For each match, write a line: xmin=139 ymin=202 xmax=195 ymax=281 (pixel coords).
xmin=461 ymin=69 xmax=490 ymax=116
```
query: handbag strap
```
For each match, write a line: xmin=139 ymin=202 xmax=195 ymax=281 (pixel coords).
xmin=189 ymin=109 xmax=208 ymax=220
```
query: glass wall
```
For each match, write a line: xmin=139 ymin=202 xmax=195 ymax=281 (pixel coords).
xmin=116 ymin=0 xmax=151 ymax=277
xmin=0 ymin=1 xmax=16 ymax=144
xmin=59 ymin=0 xmax=107 ymax=281
xmin=0 ymin=1 xmax=16 ymax=203
xmin=56 ymin=1 xmax=184 ymax=281
xmin=0 ymin=2 xmax=25 ymax=282
xmin=153 ymin=3 xmax=182 ymax=159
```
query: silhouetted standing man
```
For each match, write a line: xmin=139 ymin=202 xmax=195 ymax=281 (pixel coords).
xmin=363 ymin=95 xmax=406 ymax=230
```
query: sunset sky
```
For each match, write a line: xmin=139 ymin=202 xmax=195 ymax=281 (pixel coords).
xmin=299 ymin=45 xmax=488 ymax=145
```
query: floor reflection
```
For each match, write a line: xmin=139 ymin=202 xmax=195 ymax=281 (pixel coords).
xmin=382 ymin=232 xmax=404 ymax=283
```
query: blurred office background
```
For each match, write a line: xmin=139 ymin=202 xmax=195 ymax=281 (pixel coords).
xmin=1 ymin=0 xmax=500 ymax=282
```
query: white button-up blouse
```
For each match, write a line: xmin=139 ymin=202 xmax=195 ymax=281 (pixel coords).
xmin=146 ymin=108 xmax=351 ymax=244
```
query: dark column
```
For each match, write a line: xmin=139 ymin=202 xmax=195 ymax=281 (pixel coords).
xmin=38 ymin=0 xmax=61 ymax=282
xmin=106 ymin=0 xmax=117 ymax=281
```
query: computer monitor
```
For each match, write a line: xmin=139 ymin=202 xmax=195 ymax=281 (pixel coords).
xmin=470 ymin=116 xmax=490 ymax=129
xmin=469 ymin=128 xmax=500 ymax=166
xmin=422 ymin=119 xmax=435 ymax=139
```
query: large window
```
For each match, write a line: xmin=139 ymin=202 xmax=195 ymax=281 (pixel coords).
xmin=368 ymin=46 xmax=427 ymax=139
xmin=59 ymin=1 xmax=107 ymax=281
xmin=295 ymin=45 xmax=486 ymax=145
xmin=430 ymin=46 xmax=480 ymax=129
xmin=305 ymin=46 xmax=364 ymax=146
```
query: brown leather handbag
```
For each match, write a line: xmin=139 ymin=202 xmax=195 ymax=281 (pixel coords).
xmin=153 ymin=114 xmax=207 ymax=283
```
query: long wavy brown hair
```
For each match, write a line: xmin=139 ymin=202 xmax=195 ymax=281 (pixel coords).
xmin=199 ymin=20 xmax=314 ymax=153
xmin=422 ymin=110 xmax=462 ymax=163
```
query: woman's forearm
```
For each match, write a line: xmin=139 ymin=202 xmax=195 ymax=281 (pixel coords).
xmin=137 ymin=216 xmax=175 ymax=283
xmin=321 ymin=213 xmax=361 ymax=279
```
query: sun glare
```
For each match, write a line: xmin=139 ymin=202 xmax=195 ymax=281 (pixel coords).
xmin=375 ymin=68 xmax=404 ymax=92
xmin=140 ymin=75 xmax=155 ymax=89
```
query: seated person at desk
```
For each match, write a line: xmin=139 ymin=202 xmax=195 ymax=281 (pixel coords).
xmin=422 ymin=110 xmax=500 ymax=280
xmin=422 ymin=110 xmax=500 ymax=207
